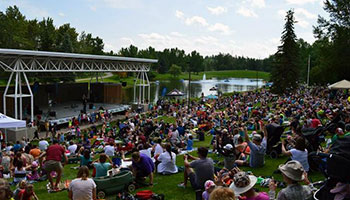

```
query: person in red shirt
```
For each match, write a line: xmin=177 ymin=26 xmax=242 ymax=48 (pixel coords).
xmin=18 ymin=184 xmax=38 ymax=200
xmin=39 ymin=139 xmax=68 ymax=190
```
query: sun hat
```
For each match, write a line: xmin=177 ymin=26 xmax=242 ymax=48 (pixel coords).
xmin=252 ymin=134 xmax=262 ymax=142
xmin=278 ymin=160 xmax=305 ymax=181
xmin=222 ymin=129 xmax=228 ymax=133
xmin=229 ymin=172 xmax=257 ymax=195
xmin=204 ymin=180 xmax=216 ymax=191
xmin=224 ymin=144 xmax=233 ymax=150
xmin=31 ymin=162 xmax=38 ymax=168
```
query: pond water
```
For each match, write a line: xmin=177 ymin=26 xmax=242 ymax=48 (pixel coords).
xmin=122 ymin=75 xmax=264 ymax=104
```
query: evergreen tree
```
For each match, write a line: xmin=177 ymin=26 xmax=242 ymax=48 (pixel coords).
xmin=271 ymin=10 xmax=300 ymax=94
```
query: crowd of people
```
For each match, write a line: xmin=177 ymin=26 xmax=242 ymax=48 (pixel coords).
xmin=0 ymin=86 xmax=349 ymax=200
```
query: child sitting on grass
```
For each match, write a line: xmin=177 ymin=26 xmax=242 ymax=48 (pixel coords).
xmin=17 ymin=183 xmax=39 ymax=200
xmin=13 ymin=180 xmax=26 ymax=200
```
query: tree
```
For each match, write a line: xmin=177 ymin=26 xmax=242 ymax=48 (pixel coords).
xmin=168 ymin=64 xmax=182 ymax=78
xmin=271 ymin=10 xmax=300 ymax=94
xmin=313 ymin=0 xmax=350 ymax=84
xmin=189 ymin=50 xmax=203 ymax=74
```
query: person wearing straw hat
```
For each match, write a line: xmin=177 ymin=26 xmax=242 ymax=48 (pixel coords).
xmin=269 ymin=160 xmax=313 ymax=200
xmin=229 ymin=171 xmax=269 ymax=200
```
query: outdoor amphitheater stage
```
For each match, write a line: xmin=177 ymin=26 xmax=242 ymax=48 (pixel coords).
xmin=40 ymin=102 xmax=129 ymax=125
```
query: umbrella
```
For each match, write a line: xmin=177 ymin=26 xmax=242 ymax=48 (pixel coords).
xmin=328 ymin=80 xmax=350 ymax=89
xmin=205 ymin=94 xmax=218 ymax=99
xmin=166 ymin=89 xmax=184 ymax=96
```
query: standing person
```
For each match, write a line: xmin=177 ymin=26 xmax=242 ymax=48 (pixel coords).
xmin=68 ymin=166 xmax=96 ymax=200
xmin=131 ymin=152 xmax=154 ymax=186
xmin=157 ymin=144 xmax=178 ymax=175
xmin=45 ymin=120 xmax=50 ymax=139
xmin=178 ymin=147 xmax=214 ymax=191
xmin=82 ymin=94 xmax=87 ymax=113
xmin=269 ymin=160 xmax=313 ymax=200
xmin=39 ymin=139 xmax=67 ymax=190
xmin=244 ymin=126 xmax=267 ymax=168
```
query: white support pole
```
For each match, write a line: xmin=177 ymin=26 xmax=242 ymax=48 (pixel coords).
xmin=138 ymin=72 xmax=141 ymax=105
xmin=3 ymin=72 xmax=14 ymax=115
xmin=145 ymin=72 xmax=150 ymax=103
xmin=14 ymin=71 xmax=19 ymax=119
xmin=142 ymin=72 xmax=145 ymax=104
xmin=22 ymin=72 xmax=34 ymax=123
xmin=19 ymin=72 xmax=23 ymax=120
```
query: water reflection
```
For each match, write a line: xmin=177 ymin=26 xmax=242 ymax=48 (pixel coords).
xmin=122 ymin=78 xmax=264 ymax=104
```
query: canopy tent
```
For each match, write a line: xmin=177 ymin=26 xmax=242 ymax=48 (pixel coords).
xmin=328 ymin=80 xmax=350 ymax=89
xmin=0 ymin=113 xmax=26 ymax=128
xmin=166 ymin=89 xmax=184 ymax=96
xmin=205 ymin=94 xmax=218 ymax=99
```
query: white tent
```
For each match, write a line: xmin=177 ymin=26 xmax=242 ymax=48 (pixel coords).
xmin=328 ymin=80 xmax=350 ymax=89
xmin=0 ymin=113 xmax=26 ymax=128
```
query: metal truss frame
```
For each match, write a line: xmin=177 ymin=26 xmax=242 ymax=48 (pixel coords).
xmin=0 ymin=49 xmax=157 ymax=123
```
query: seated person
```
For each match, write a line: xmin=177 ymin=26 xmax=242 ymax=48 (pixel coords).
xmin=230 ymin=171 xmax=269 ymax=200
xmin=92 ymin=154 xmax=112 ymax=178
xmin=178 ymin=147 xmax=214 ymax=191
xmin=131 ymin=152 xmax=154 ymax=185
xmin=269 ymin=160 xmax=313 ymax=200
xmin=244 ymin=126 xmax=267 ymax=168
xmin=157 ymin=144 xmax=178 ymax=174
xmin=78 ymin=148 xmax=92 ymax=169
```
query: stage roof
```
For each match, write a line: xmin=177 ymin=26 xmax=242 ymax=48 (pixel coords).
xmin=0 ymin=48 xmax=157 ymax=72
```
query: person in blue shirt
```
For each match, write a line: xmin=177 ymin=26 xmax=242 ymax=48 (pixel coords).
xmin=187 ymin=135 xmax=193 ymax=151
xmin=79 ymin=148 xmax=92 ymax=169
xmin=13 ymin=141 xmax=22 ymax=152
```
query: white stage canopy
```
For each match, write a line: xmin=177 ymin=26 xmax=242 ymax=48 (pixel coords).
xmin=0 ymin=113 xmax=26 ymax=128
xmin=328 ymin=80 xmax=350 ymax=89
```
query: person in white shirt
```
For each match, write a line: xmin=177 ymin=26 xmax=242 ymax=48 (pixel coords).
xmin=157 ymin=144 xmax=178 ymax=175
xmin=38 ymin=139 xmax=49 ymax=151
xmin=153 ymin=138 xmax=163 ymax=158
xmin=68 ymin=166 xmax=96 ymax=200
xmin=68 ymin=141 xmax=78 ymax=155
xmin=104 ymin=143 xmax=115 ymax=157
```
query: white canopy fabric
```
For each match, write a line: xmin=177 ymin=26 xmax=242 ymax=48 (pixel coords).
xmin=328 ymin=80 xmax=350 ymax=89
xmin=0 ymin=113 xmax=26 ymax=128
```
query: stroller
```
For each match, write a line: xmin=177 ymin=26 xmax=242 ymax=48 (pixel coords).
xmin=312 ymin=136 xmax=350 ymax=200
xmin=302 ymin=122 xmax=336 ymax=153
xmin=265 ymin=123 xmax=285 ymax=158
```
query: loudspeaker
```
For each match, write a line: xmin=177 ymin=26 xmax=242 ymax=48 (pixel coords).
xmin=122 ymin=82 xmax=127 ymax=87
xmin=49 ymin=111 xmax=56 ymax=117
xmin=89 ymin=103 xmax=94 ymax=109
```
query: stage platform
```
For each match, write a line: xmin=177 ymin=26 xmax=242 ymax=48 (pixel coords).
xmin=40 ymin=102 xmax=129 ymax=125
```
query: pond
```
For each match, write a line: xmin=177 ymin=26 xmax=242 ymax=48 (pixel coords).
xmin=122 ymin=75 xmax=264 ymax=104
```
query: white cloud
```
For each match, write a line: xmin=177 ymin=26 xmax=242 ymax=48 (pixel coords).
xmin=237 ymin=6 xmax=258 ymax=18
xmin=286 ymin=0 xmax=322 ymax=5
xmin=295 ymin=8 xmax=317 ymax=19
xmin=170 ymin=32 xmax=185 ymax=37
xmin=249 ymin=0 xmax=266 ymax=8
xmin=120 ymin=37 xmax=134 ymax=44
xmin=208 ymin=23 xmax=233 ymax=35
xmin=175 ymin=10 xmax=184 ymax=19
xmin=277 ymin=9 xmax=287 ymax=18
xmin=207 ymin=6 xmax=228 ymax=15
xmin=185 ymin=16 xmax=209 ymax=26
xmin=58 ymin=12 xmax=65 ymax=17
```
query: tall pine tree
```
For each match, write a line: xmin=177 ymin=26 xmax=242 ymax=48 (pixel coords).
xmin=271 ymin=10 xmax=300 ymax=94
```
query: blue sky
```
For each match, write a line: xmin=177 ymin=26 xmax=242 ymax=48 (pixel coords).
xmin=0 ymin=0 xmax=328 ymax=58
